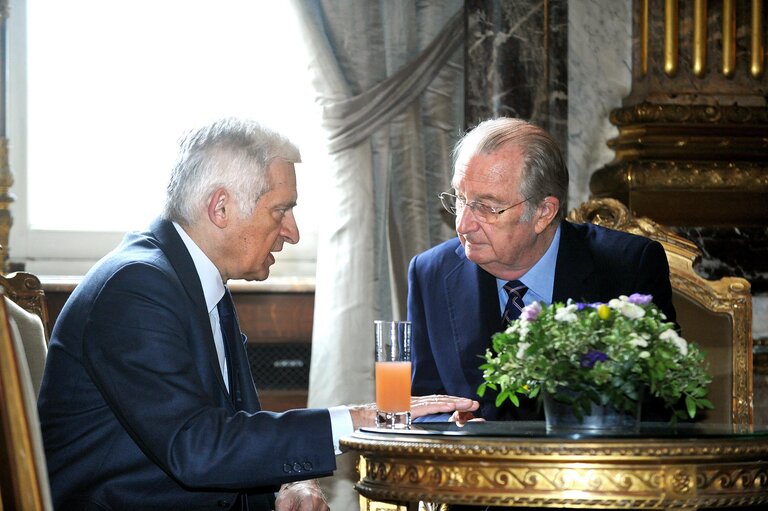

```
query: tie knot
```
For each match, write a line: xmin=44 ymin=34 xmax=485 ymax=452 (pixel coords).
xmin=217 ymin=289 xmax=234 ymax=321
xmin=504 ymin=280 xmax=527 ymax=297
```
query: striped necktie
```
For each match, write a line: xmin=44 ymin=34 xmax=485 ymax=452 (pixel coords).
xmin=501 ymin=280 xmax=528 ymax=328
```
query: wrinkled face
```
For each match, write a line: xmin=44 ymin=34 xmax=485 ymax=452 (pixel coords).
xmin=453 ymin=145 xmax=541 ymax=277
xmin=224 ymin=159 xmax=299 ymax=281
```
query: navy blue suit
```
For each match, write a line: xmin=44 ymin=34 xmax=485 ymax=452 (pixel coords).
xmin=38 ymin=218 xmax=336 ymax=510
xmin=407 ymin=220 xmax=675 ymax=420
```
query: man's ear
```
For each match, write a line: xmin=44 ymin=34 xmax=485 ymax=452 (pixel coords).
xmin=208 ymin=188 xmax=229 ymax=228
xmin=533 ymin=196 xmax=560 ymax=234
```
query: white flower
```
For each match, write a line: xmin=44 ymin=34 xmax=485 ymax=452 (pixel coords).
xmin=517 ymin=320 xmax=530 ymax=340
xmin=554 ymin=304 xmax=578 ymax=322
xmin=639 ymin=351 xmax=651 ymax=359
xmin=619 ymin=302 xmax=645 ymax=319
xmin=607 ymin=297 xmax=624 ymax=309
xmin=516 ymin=342 xmax=530 ymax=360
xmin=607 ymin=295 xmax=646 ymax=319
xmin=629 ymin=333 xmax=648 ymax=348
xmin=660 ymin=329 xmax=688 ymax=356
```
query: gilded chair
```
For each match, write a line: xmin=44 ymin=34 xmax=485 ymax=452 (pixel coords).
xmin=0 ymin=271 xmax=50 ymax=339
xmin=0 ymin=293 xmax=53 ymax=510
xmin=0 ymin=272 xmax=49 ymax=397
xmin=568 ymin=198 xmax=753 ymax=426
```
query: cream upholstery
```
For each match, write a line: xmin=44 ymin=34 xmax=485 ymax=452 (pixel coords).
xmin=568 ymin=198 xmax=754 ymax=426
xmin=4 ymin=296 xmax=48 ymax=396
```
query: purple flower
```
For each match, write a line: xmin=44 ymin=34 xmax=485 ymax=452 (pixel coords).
xmin=627 ymin=293 xmax=653 ymax=305
xmin=520 ymin=302 xmax=542 ymax=321
xmin=580 ymin=350 xmax=608 ymax=368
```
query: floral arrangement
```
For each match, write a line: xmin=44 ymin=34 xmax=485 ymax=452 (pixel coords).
xmin=478 ymin=294 xmax=713 ymax=421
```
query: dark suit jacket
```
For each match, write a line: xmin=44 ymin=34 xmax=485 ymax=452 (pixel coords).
xmin=38 ymin=218 xmax=336 ymax=511
xmin=407 ymin=220 xmax=675 ymax=420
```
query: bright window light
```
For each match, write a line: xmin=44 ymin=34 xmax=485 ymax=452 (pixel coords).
xmin=14 ymin=0 xmax=326 ymax=275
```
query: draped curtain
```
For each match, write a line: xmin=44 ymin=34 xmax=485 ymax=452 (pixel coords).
xmin=291 ymin=1 xmax=464 ymax=507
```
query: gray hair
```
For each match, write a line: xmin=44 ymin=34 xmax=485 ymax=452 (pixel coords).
xmin=162 ymin=118 xmax=301 ymax=225
xmin=452 ymin=117 xmax=569 ymax=221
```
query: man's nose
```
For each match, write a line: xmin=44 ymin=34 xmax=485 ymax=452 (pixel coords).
xmin=282 ymin=213 xmax=300 ymax=245
xmin=455 ymin=205 xmax=479 ymax=234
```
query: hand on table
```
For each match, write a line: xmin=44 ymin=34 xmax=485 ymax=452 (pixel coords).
xmin=348 ymin=395 xmax=479 ymax=430
xmin=449 ymin=409 xmax=486 ymax=426
xmin=274 ymin=479 xmax=328 ymax=511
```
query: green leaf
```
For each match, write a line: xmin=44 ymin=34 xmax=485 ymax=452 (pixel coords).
xmin=477 ymin=383 xmax=487 ymax=397
xmin=685 ymin=395 xmax=696 ymax=418
xmin=495 ymin=390 xmax=509 ymax=407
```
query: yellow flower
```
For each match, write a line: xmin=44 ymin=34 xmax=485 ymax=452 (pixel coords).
xmin=597 ymin=304 xmax=611 ymax=320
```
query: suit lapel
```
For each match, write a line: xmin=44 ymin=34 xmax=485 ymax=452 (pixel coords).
xmin=553 ymin=221 xmax=597 ymax=303
xmin=444 ymin=244 xmax=500 ymax=392
xmin=149 ymin=218 xmax=261 ymax=412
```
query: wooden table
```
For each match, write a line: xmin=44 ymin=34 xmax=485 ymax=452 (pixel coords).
xmin=341 ymin=421 xmax=768 ymax=510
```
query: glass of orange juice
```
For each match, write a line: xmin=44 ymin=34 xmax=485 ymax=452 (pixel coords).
xmin=374 ymin=320 xmax=412 ymax=429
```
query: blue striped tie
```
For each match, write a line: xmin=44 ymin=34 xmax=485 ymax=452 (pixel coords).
xmin=501 ymin=280 xmax=528 ymax=328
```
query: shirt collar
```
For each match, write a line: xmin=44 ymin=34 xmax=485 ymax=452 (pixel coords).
xmin=172 ymin=222 xmax=226 ymax=314
xmin=496 ymin=223 xmax=561 ymax=305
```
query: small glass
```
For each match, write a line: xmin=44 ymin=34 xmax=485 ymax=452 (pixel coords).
xmin=374 ymin=320 xmax=412 ymax=429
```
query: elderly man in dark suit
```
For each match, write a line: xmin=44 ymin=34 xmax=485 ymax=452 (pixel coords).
xmin=38 ymin=118 xmax=478 ymax=511
xmin=408 ymin=117 xmax=675 ymax=422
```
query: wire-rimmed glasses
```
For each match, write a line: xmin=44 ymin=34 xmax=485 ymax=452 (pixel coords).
xmin=438 ymin=191 xmax=530 ymax=224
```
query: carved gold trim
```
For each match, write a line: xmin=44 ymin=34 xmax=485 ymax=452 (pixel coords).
xmin=0 ymin=138 xmax=13 ymax=271
xmin=619 ymin=161 xmax=768 ymax=190
xmin=664 ymin=0 xmax=679 ymax=76
xmin=344 ymin=430 xmax=768 ymax=508
xmin=693 ymin=0 xmax=707 ymax=77
xmin=0 ymin=272 xmax=50 ymax=340
xmin=723 ymin=0 xmax=737 ymax=77
xmin=752 ymin=0 xmax=764 ymax=77
xmin=611 ymin=103 xmax=768 ymax=125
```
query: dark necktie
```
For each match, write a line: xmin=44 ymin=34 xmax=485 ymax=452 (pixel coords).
xmin=501 ymin=280 xmax=528 ymax=328
xmin=217 ymin=289 xmax=250 ymax=511
xmin=216 ymin=288 xmax=239 ymax=400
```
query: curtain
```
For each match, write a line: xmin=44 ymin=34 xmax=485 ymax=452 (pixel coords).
xmin=291 ymin=1 xmax=464 ymax=507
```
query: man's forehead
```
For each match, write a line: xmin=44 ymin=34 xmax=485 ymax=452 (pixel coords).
xmin=453 ymin=148 xmax=522 ymax=189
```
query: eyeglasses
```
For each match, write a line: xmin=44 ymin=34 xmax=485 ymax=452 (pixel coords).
xmin=438 ymin=191 xmax=530 ymax=224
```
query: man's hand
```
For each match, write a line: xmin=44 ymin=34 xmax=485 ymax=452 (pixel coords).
xmin=274 ymin=479 xmax=328 ymax=511
xmin=449 ymin=409 xmax=485 ymax=426
xmin=348 ymin=395 xmax=479 ymax=430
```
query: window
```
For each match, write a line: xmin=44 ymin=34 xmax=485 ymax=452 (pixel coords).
xmin=8 ymin=0 xmax=327 ymax=277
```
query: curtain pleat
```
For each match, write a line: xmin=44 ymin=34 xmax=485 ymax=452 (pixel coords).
xmin=291 ymin=1 xmax=463 ymax=507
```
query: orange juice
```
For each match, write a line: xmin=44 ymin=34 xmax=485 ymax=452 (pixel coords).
xmin=375 ymin=361 xmax=412 ymax=412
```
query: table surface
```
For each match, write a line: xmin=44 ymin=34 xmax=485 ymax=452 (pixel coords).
xmin=342 ymin=421 xmax=768 ymax=510
xmin=359 ymin=420 xmax=768 ymax=438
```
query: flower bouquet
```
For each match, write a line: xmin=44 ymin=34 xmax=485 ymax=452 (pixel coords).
xmin=478 ymin=294 xmax=713 ymax=423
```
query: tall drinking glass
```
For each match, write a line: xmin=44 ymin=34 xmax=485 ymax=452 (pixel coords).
xmin=374 ymin=320 xmax=412 ymax=429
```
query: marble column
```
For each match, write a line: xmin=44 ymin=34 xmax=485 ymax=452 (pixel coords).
xmin=464 ymin=0 xmax=568 ymax=157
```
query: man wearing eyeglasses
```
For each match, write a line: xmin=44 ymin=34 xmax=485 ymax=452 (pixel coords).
xmin=407 ymin=117 xmax=676 ymax=421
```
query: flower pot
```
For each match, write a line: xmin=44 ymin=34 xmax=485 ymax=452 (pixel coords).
xmin=542 ymin=391 xmax=640 ymax=434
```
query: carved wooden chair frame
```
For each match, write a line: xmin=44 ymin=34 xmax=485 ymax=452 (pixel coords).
xmin=568 ymin=198 xmax=753 ymax=426
xmin=0 ymin=294 xmax=51 ymax=510
xmin=0 ymin=271 xmax=50 ymax=341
